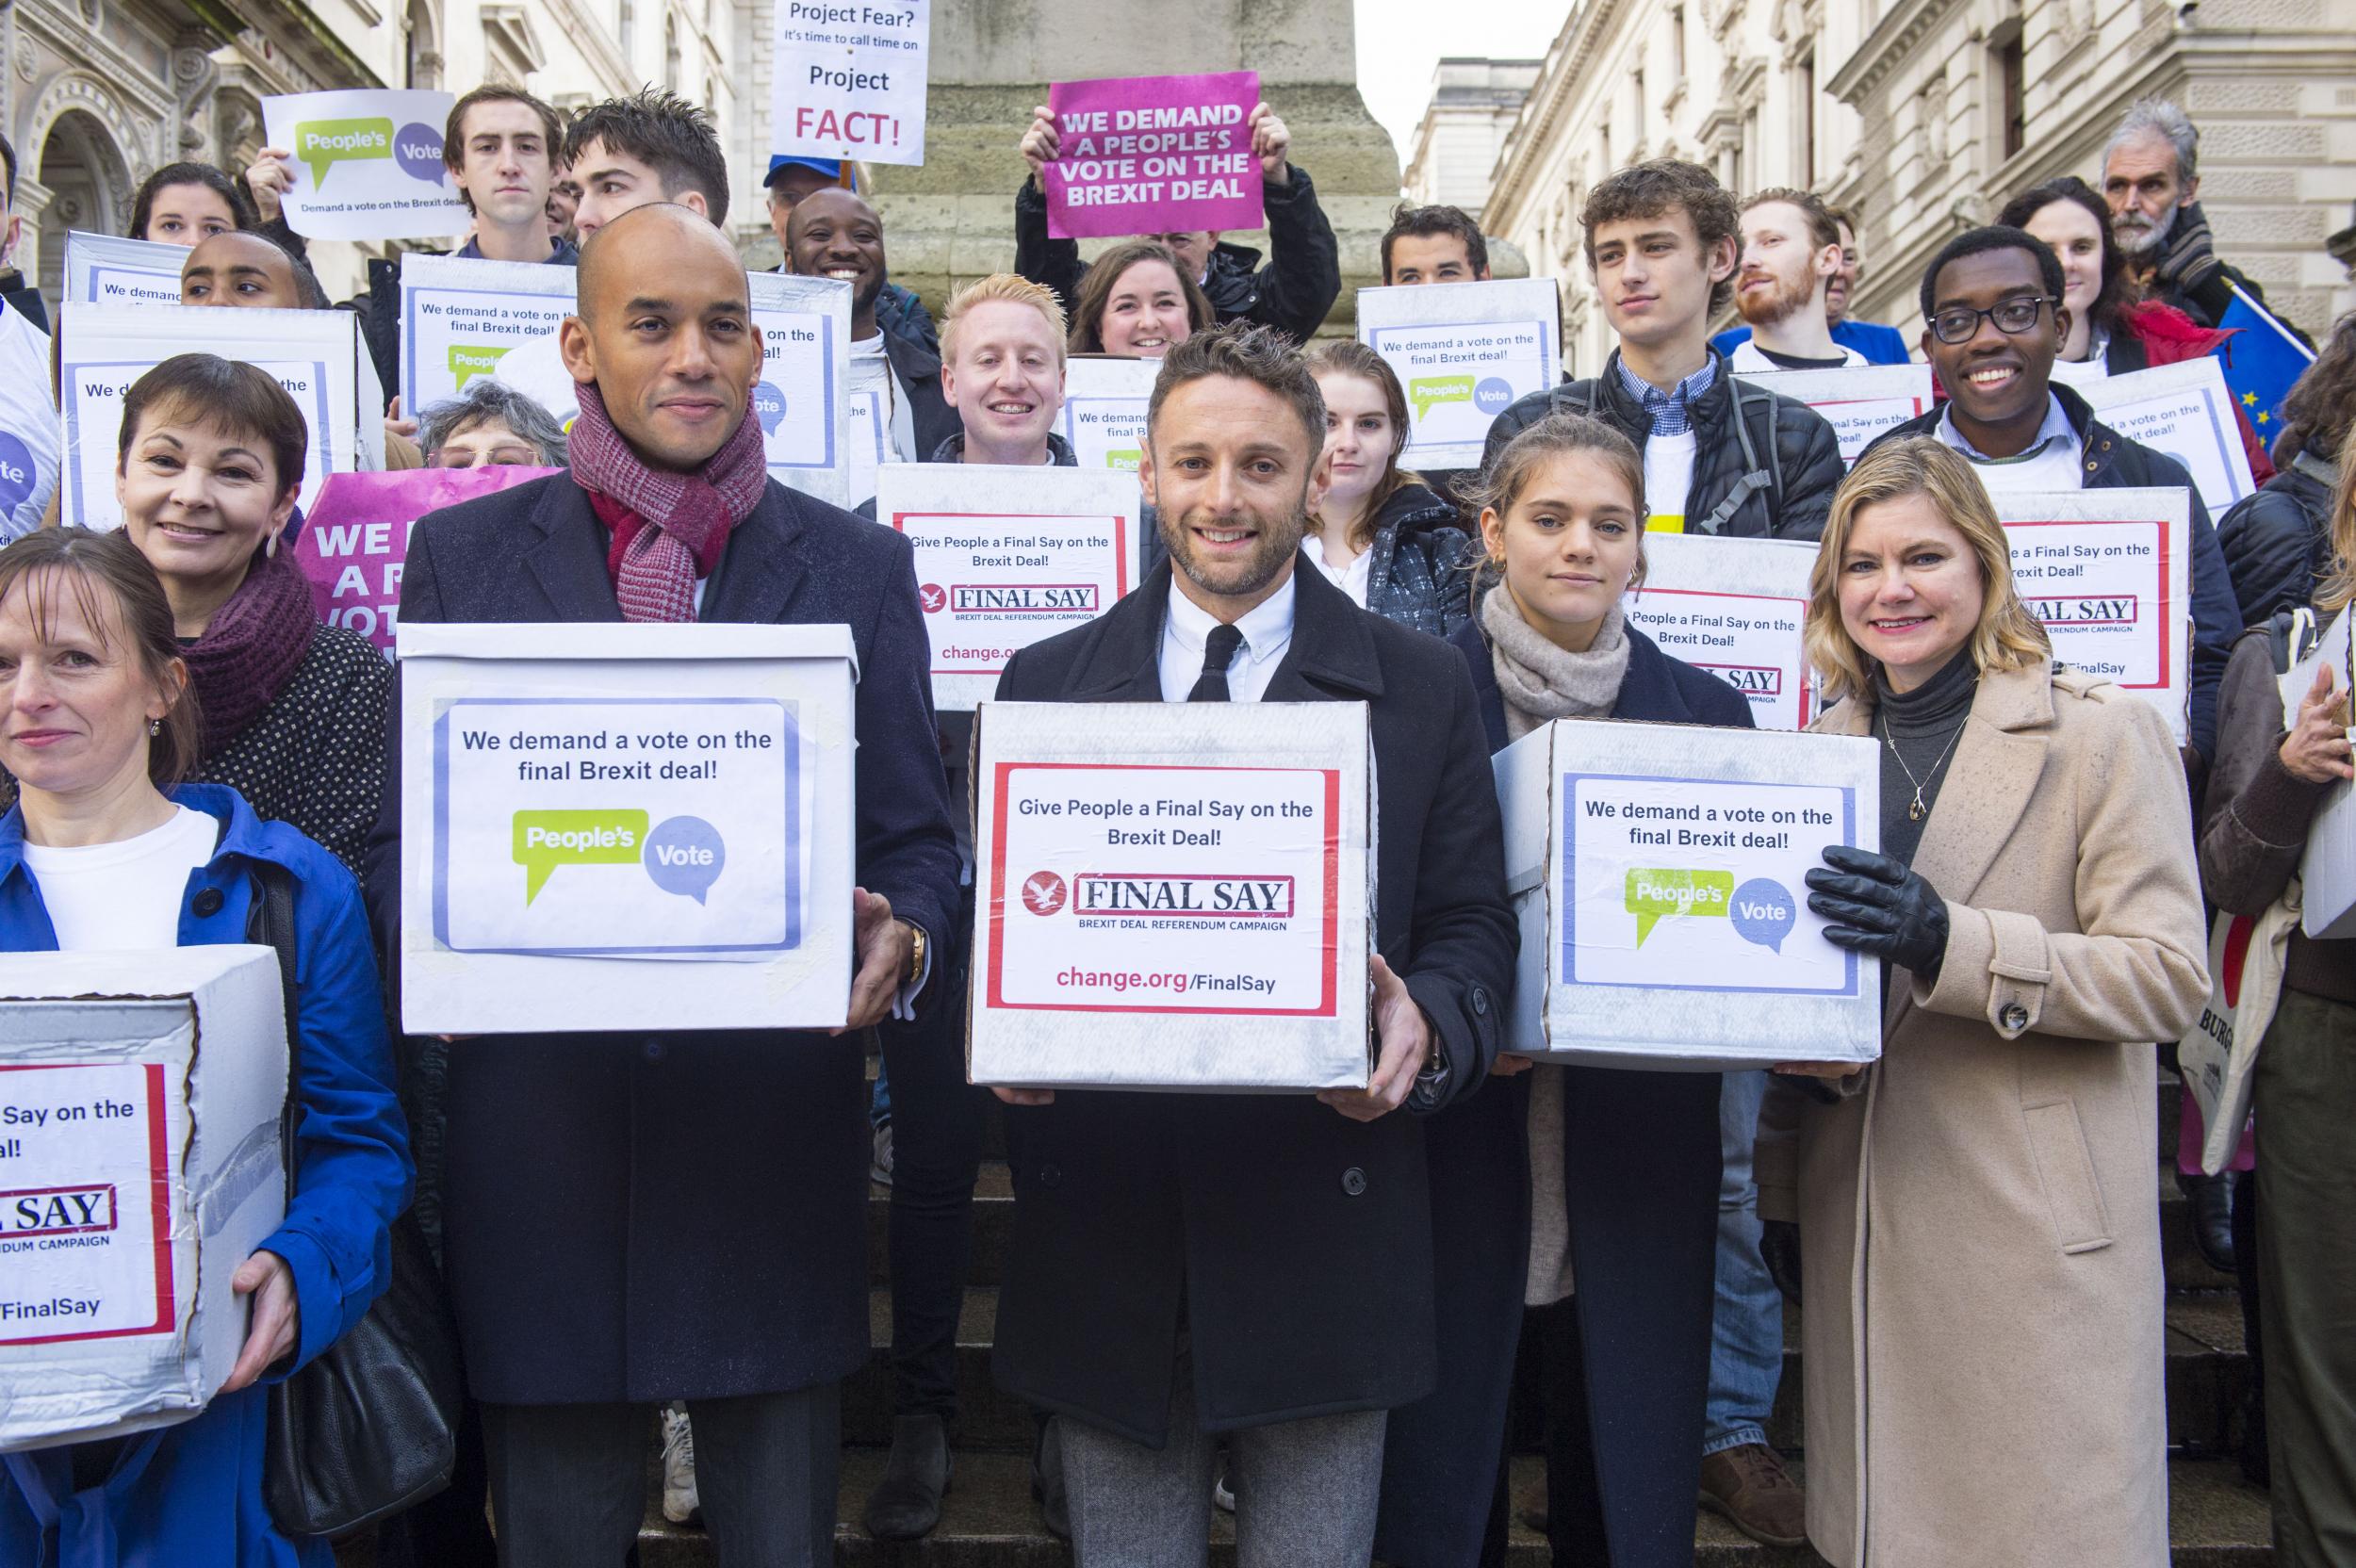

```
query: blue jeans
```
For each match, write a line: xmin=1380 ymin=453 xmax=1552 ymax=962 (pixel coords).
xmin=1704 ymin=1070 xmax=1782 ymax=1454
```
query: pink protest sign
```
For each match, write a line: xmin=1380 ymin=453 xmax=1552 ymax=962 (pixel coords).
xmin=294 ymin=466 xmax=559 ymax=654
xmin=1041 ymin=72 xmax=1263 ymax=241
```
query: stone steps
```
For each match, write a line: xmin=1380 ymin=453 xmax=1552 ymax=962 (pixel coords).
xmin=633 ymin=1450 xmax=2275 ymax=1565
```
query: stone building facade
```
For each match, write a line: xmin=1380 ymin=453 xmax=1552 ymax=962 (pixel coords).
xmin=1404 ymin=56 xmax=1543 ymax=216
xmin=1472 ymin=0 xmax=2356 ymax=372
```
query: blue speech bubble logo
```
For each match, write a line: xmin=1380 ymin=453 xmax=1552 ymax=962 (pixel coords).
xmin=751 ymin=383 xmax=787 ymax=436
xmin=1729 ymin=877 xmax=1796 ymax=954
xmin=643 ymin=815 xmax=726 ymax=905
xmin=0 ymin=433 xmax=35 ymax=512
xmin=393 ymin=122 xmax=447 ymax=185
xmin=1474 ymin=375 xmax=1514 ymax=415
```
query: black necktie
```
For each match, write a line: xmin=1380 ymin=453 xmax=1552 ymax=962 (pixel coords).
xmin=1188 ymin=624 xmax=1246 ymax=702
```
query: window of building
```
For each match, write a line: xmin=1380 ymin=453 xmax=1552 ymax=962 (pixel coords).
xmin=1672 ymin=8 xmax=1687 ymax=85
xmin=1799 ymin=54 xmax=1817 ymax=183
xmin=1633 ymin=68 xmax=1646 ymax=132
xmin=619 ymin=0 xmax=634 ymax=53
xmin=1994 ymin=32 xmax=2025 ymax=159
xmin=665 ymin=12 xmax=680 ymax=91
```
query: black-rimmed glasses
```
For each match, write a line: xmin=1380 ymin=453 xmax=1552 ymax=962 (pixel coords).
xmin=1928 ymin=295 xmax=2058 ymax=346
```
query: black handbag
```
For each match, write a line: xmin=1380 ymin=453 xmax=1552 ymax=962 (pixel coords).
xmin=249 ymin=859 xmax=465 ymax=1538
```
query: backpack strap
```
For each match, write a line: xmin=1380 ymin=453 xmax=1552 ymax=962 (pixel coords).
xmin=248 ymin=859 xmax=303 ymax=1197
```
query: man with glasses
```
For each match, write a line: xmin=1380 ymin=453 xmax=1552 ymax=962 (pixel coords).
xmin=1858 ymin=223 xmax=2244 ymax=773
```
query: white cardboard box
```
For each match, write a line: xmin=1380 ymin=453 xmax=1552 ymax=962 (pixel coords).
xmin=396 ymin=622 xmax=857 ymax=1035
xmin=1358 ymin=278 xmax=1563 ymax=470
xmin=1621 ymin=533 xmax=1819 ymax=730
xmin=1496 ymin=719 xmax=1883 ymax=1070
xmin=1994 ymin=488 xmax=2192 ymax=746
xmin=2076 ymin=357 xmax=2258 ymax=518
xmin=877 ymin=464 xmax=1144 ymax=711
xmin=1058 ymin=355 xmax=1159 ymax=473
xmin=1729 ymin=363 xmax=1935 ymax=466
xmin=0 ymin=947 xmax=287 ymax=1453
xmin=968 ymin=700 xmax=1375 ymax=1090
xmin=2283 ymin=607 xmax=2355 ymax=939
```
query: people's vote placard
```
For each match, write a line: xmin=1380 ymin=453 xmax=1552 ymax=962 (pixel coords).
xmin=398 ymin=622 xmax=856 ymax=1036
xmin=879 ymin=465 xmax=1140 ymax=710
xmin=968 ymin=699 xmax=1375 ymax=1090
xmin=1623 ymin=533 xmax=1818 ymax=729
xmin=63 ymin=232 xmax=186 ymax=308
xmin=1359 ymin=279 xmax=1561 ymax=471
xmin=1059 ymin=355 xmax=1159 ymax=474
xmin=746 ymin=271 xmax=851 ymax=482
xmin=1731 ymin=363 xmax=1934 ymax=466
xmin=1995 ymin=487 xmax=2192 ymax=743
xmin=1495 ymin=720 xmax=1882 ymax=1069
xmin=260 ymin=90 xmax=471 ymax=240
xmin=2077 ymin=358 xmax=2255 ymax=517
xmin=401 ymin=253 xmax=576 ymax=419
xmin=60 ymin=304 xmax=360 ymax=528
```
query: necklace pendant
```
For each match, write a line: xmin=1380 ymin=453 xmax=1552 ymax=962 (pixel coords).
xmin=1908 ymin=793 xmax=1926 ymax=822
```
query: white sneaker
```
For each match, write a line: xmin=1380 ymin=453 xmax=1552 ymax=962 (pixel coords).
xmin=661 ymin=1404 xmax=701 ymax=1526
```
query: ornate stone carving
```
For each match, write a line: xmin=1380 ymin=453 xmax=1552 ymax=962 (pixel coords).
xmin=172 ymin=42 xmax=220 ymax=157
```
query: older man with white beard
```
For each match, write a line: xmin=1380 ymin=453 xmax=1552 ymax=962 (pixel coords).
xmin=1725 ymin=188 xmax=1869 ymax=373
xmin=2102 ymin=96 xmax=2313 ymax=346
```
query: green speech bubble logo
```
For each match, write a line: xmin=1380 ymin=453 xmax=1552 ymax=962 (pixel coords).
xmin=1409 ymin=374 xmax=1474 ymax=422
xmin=513 ymin=809 xmax=649 ymax=904
xmin=294 ymin=118 xmax=395 ymax=188
xmin=448 ymin=344 xmax=514 ymax=388
xmin=1624 ymin=868 xmax=1734 ymax=946
xmin=1104 ymin=448 xmax=1141 ymax=473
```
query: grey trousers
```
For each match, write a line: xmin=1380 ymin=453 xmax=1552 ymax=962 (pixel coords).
xmin=481 ymin=1384 xmax=840 ymax=1567
xmin=1061 ymin=1352 xmax=1386 ymax=1568
xmin=2253 ymin=988 xmax=2356 ymax=1568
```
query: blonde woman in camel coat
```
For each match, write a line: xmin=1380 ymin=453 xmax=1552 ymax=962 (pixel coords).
xmin=1759 ymin=437 xmax=2210 ymax=1568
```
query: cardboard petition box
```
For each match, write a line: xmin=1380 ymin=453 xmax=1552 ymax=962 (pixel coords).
xmin=969 ymin=701 xmax=1375 ymax=1090
xmin=2283 ymin=607 xmax=2354 ymax=939
xmin=397 ymin=622 xmax=857 ymax=1035
xmin=0 ymin=947 xmax=287 ymax=1452
xmin=1496 ymin=719 xmax=1883 ymax=1070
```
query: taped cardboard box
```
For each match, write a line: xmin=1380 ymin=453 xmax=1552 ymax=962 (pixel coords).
xmin=1621 ymin=533 xmax=1818 ymax=730
xmin=968 ymin=700 xmax=1375 ymax=1090
xmin=396 ymin=622 xmax=856 ymax=1036
xmin=1995 ymin=487 xmax=2192 ymax=746
xmin=0 ymin=947 xmax=287 ymax=1453
xmin=1496 ymin=718 xmax=1883 ymax=1070
xmin=2283 ymin=607 xmax=2354 ymax=939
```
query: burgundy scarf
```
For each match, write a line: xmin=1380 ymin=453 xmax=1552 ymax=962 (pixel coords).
xmin=182 ymin=545 xmax=318 ymax=755
xmin=568 ymin=381 xmax=770 ymax=623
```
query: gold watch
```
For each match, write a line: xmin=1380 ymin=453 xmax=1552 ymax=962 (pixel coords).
xmin=903 ymin=921 xmax=927 ymax=988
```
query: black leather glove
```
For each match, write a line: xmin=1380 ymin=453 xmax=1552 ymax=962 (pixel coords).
xmin=1804 ymin=844 xmax=1951 ymax=981
xmin=1760 ymin=1218 xmax=1803 ymax=1306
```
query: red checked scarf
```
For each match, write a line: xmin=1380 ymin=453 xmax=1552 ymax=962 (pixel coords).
xmin=568 ymin=380 xmax=770 ymax=622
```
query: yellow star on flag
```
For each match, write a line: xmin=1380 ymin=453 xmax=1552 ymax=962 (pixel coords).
xmin=2241 ymin=390 xmax=2259 ymax=407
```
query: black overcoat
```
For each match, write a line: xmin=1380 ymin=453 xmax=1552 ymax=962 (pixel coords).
xmin=1373 ymin=616 xmax=1744 ymax=1567
xmin=987 ymin=560 xmax=1517 ymax=1444
xmin=361 ymin=469 xmax=961 ymax=1405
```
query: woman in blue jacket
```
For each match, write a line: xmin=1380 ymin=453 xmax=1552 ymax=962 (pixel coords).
xmin=1378 ymin=413 xmax=1751 ymax=1567
xmin=0 ymin=528 xmax=411 ymax=1568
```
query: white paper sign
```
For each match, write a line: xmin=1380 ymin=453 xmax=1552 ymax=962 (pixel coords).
xmin=63 ymin=233 xmax=186 ymax=308
xmin=969 ymin=701 xmax=1374 ymax=1089
xmin=401 ymin=253 xmax=577 ymax=418
xmin=848 ymin=389 xmax=887 ymax=503
xmin=770 ymin=0 xmax=930 ymax=168
xmin=60 ymin=305 xmax=360 ymax=528
xmin=1623 ymin=533 xmax=1818 ymax=729
xmin=398 ymin=623 xmax=857 ymax=1035
xmin=0 ymin=308 xmax=61 ymax=542
xmin=0 ymin=1062 xmax=175 ymax=1344
xmin=431 ymin=695 xmax=807 ymax=957
xmin=1732 ymin=363 xmax=1934 ymax=466
xmin=2077 ymin=357 xmax=2255 ymax=517
xmin=878 ymin=465 xmax=1142 ymax=709
xmin=260 ymin=90 xmax=470 ymax=240
xmin=1358 ymin=279 xmax=1562 ymax=470
xmin=2282 ymin=608 xmax=2354 ymax=939
xmin=1059 ymin=355 xmax=1159 ymax=473
xmin=747 ymin=271 xmax=852 ymax=477
xmin=1995 ymin=487 xmax=2192 ymax=744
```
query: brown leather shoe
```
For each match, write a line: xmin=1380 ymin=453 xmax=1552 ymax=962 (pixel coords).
xmin=1699 ymin=1443 xmax=1808 ymax=1547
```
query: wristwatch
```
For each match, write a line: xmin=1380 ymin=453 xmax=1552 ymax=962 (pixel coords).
xmin=902 ymin=921 xmax=927 ymax=988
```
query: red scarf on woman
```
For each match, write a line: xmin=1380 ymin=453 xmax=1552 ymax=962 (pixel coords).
xmin=567 ymin=380 xmax=770 ymax=622
xmin=181 ymin=546 xmax=318 ymax=755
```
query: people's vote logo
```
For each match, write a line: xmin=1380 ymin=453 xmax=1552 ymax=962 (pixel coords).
xmin=751 ymin=383 xmax=788 ymax=437
xmin=1474 ymin=376 xmax=1514 ymax=415
xmin=919 ymin=582 xmax=948 ymax=614
xmin=644 ymin=815 xmax=726 ymax=905
xmin=1728 ymin=877 xmax=1796 ymax=954
xmin=511 ymin=809 xmax=728 ymax=906
xmin=1020 ymin=870 xmax=1066 ymax=917
xmin=448 ymin=344 xmax=513 ymax=388
xmin=0 ymin=433 xmax=37 ymax=513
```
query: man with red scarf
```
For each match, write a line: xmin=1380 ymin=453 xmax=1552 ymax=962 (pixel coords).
xmin=363 ymin=202 xmax=960 ymax=1566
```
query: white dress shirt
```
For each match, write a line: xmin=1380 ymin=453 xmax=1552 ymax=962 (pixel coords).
xmin=1300 ymin=531 xmax=1374 ymax=608
xmin=1933 ymin=392 xmax=2085 ymax=493
xmin=1157 ymin=570 xmax=1298 ymax=703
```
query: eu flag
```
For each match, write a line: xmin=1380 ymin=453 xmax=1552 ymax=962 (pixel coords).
xmin=2217 ymin=283 xmax=2316 ymax=449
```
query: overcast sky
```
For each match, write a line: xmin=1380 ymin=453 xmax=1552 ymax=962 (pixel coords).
xmin=1351 ymin=1 xmax=1564 ymax=163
